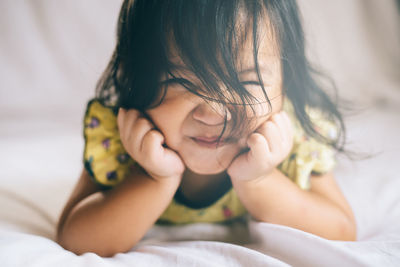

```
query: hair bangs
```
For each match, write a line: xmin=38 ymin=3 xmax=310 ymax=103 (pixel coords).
xmin=159 ymin=0 xmax=275 ymax=138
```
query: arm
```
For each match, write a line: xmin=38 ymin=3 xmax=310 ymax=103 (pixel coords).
xmin=56 ymin=169 xmax=100 ymax=239
xmin=58 ymin=108 xmax=184 ymax=257
xmin=231 ymin=169 xmax=356 ymax=240
xmin=228 ymin=111 xmax=356 ymax=240
xmin=57 ymin=167 xmax=180 ymax=257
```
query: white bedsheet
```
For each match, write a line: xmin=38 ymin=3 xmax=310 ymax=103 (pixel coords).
xmin=1 ymin=0 xmax=399 ymax=266
xmin=1 ymin=104 xmax=399 ymax=266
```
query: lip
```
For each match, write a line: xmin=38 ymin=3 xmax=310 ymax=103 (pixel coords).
xmin=191 ymin=136 xmax=225 ymax=148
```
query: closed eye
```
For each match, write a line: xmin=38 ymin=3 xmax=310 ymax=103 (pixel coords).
xmin=161 ymin=79 xmax=263 ymax=89
xmin=240 ymin=81 xmax=281 ymax=103
xmin=240 ymin=80 xmax=268 ymax=96
xmin=241 ymin=81 xmax=263 ymax=86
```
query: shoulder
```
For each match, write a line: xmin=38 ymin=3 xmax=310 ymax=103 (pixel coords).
xmin=283 ymin=99 xmax=338 ymax=143
xmin=83 ymin=98 xmax=134 ymax=189
xmin=280 ymin=99 xmax=338 ymax=190
xmin=84 ymin=99 xmax=118 ymax=127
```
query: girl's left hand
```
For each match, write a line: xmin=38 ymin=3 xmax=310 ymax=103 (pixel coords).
xmin=227 ymin=111 xmax=294 ymax=182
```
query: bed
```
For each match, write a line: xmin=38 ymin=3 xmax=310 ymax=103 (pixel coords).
xmin=1 ymin=1 xmax=399 ymax=266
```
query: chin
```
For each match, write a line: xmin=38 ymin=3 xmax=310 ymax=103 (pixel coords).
xmin=179 ymin=145 xmax=241 ymax=175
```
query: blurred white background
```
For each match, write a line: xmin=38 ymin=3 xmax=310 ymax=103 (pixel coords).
xmin=1 ymin=0 xmax=399 ymax=116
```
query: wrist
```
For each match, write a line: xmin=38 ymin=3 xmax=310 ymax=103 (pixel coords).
xmin=147 ymin=170 xmax=183 ymax=186
xmin=153 ymin=174 xmax=182 ymax=190
xmin=231 ymin=167 xmax=277 ymax=188
xmin=129 ymin=164 xmax=182 ymax=189
xmin=132 ymin=161 xmax=184 ymax=184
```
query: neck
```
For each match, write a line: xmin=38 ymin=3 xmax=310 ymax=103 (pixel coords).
xmin=177 ymin=168 xmax=231 ymax=207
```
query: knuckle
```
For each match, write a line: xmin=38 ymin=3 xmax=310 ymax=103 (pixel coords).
xmin=125 ymin=108 xmax=139 ymax=117
xmin=142 ymin=133 xmax=158 ymax=156
xmin=144 ymin=149 xmax=159 ymax=168
xmin=135 ymin=117 xmax=151 ymax=128
xmin=264 ymin=122 xmax=275 ymax=134
xmin=268 ymin=121 xmax=278 ymax=131
xmin=250 ymin=133 xmax=264 ymax=144
xmin=147 ymin=130 xmax=160 ymax=140
xmin=143 ymin=131 xmax=160 ymax=149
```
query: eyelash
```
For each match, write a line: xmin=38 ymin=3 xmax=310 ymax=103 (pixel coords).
xmin=241 ymin=81 xmax=263 ymax=86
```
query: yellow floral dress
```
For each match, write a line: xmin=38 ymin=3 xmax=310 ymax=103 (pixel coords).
xmin=83 ymin=98 xmax=337 ymax=224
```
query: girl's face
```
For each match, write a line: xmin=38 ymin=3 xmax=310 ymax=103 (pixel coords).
xmin=146 ymin=35 xmax=283 ymax=175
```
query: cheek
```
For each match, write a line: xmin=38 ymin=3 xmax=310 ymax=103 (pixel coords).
xmin=245 ymin=82 xmax=283 ymax=117
xmin=146 ymin=100 xmax=194 ymax=146
xmin=254 ymin=87 xmax=283 ymax=116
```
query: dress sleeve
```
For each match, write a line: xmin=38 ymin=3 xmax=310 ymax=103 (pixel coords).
xmin=83 ymin=99 xmax=135 ymax=189
xmin=279 ymin=101 xmax=337 ymax=190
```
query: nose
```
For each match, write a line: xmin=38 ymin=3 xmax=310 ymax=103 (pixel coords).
xmin=192 ymin=101 xmax=231 ymax=126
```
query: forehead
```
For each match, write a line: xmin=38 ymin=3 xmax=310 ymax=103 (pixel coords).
xmin=236 ymin=14 xmax=280 ymax=70
xmin=166 ymin=13 xmax=280 ymax=75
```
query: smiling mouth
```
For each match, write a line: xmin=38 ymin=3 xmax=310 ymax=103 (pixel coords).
xmin=191 ymin=136 xmax=226 ymax=149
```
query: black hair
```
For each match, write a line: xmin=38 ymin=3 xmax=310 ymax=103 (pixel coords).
xmin=96 ymin=0 xmax=345 ymax=151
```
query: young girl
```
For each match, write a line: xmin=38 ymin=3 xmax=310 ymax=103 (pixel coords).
xmin=57 ymin=0 xmax=356 ymax=257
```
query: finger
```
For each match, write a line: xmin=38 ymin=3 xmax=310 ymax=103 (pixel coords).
xmin=280 ymin=111 xmax=294 ymax=145
xmin=117 ymin=108 xmax=126 ymax=134
xmin=122 ymin=109 xmax=141 ymax=139
xmin=130 ymin=117 xmax=155 ymax=154
xmin=141 ymin=130 xmax=164 ymax=161
xmin=246 ymin=132 xmax=270 ymax=163
xmin=271 ymin=112 xmax=287 ymax=144
xmin=263 ymin=121 xmax=281 ymax=154
xmin=282 ymin=111 xmax=294 ymax=136
xmin=142 ymin=130 xmax=185 ymax=175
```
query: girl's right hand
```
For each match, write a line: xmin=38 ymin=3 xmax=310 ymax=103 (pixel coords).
xmin=117 ymin=108 xmax=185 ymax=182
